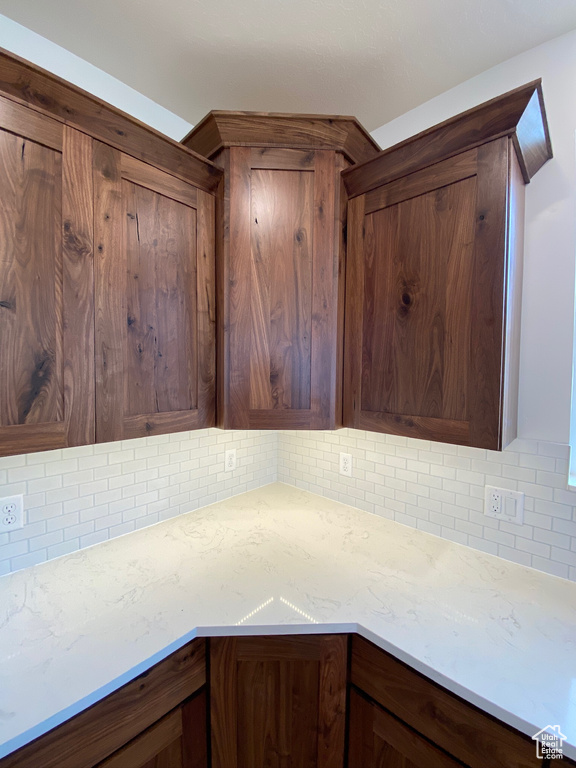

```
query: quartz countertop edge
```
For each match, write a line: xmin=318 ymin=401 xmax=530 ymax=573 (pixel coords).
xmin=1 ymin=481 xmax=575 ymax=761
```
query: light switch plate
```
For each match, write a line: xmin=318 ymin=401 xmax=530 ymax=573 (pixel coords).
xmin=484 ymin=486 xmax=524 ymax=525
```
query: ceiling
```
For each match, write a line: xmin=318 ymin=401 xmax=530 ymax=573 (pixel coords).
xmin=1 ymin=0 xmax=575 ymax=132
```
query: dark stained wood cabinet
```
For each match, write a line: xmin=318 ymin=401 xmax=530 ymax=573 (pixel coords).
xmin=0 ymin=52 xmax=221 ymax=456
xmin=0 ymin=639 xmax=207 ymax=768
xmin=348 ymin=688 xmax=465 ymax=768
xmin=209 ymin=634 xmax=348 ymax=768
xmin=2 ymin=633 xmax=570 ymax=768
xmin=183 ymin=112 xmax=379 ymax=430
xmin=93 ymin=143 xmax=216 ymax=442
xmin=342 ymin=82 xmax=552 ymax=449
xmin=349 ymin=635 xmax=542 ymax=768
xmin=0 ymin=95 xmax=95 ymax=457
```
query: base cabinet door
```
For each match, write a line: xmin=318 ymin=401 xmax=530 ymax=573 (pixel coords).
xmin=348 ymin=688 xmax=466 ymax=768
xmin=96 ymin=692 xmax=207 ymax=768
xmin=209 ymin=635 xmax=348 ymax=768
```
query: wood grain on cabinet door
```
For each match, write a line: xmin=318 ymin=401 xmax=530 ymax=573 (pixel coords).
xmin=210 ymin=635 xmax=347 ymax=768
xmin=226 ymin=147 xmax=340 ymax=429
xmin=348 ymin=688 xmax=467 ymax=768
xmin=94 ymin=142 xmax=215 ymax=442
xmin=0 ymin=95 xmax=94 ymax=456
xmin=95 ymin=690 xmax=207 ymax=768
xmin=344 ymin=140 xmax=509 ymax=448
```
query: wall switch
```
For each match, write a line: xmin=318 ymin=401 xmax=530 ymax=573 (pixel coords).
xmin=0 ymin=495 xmax=24 ymax=531
xmin=339 ymin=452 xmax=352 ymax=477
xmin=484 ymin=486 xmax=524 ymax=525
xmin=225 ymin=449 xmax=237 ymax=471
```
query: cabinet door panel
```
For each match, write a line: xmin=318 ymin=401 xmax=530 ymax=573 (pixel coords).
xmin=210 ymin=635 xmax=347 ymax=768
xmin=0 ymin=96 xmax=94 ymax=456
xmin=348 ymin=689 xmax=466 ymax=768
xmin=345 ymin=140 xmax=509 ymax=448
xmin=94 ymin=142 xmax=215 ymax=442
xmin=226 ymin=147 xmax=340 ymax=429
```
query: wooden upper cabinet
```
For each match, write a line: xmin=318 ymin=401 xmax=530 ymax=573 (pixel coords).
xmin=0 ymin=51 xmax=221 ymax=455
xmin=93 ymin=144 xmax=216 ymax=442
xmin=0 ymin=96 xmax=94 ymax=457
xmin=342 ymin=82 xmax=552 ymax=449
xmin=183 ymin=112 xmax=379 ymax=429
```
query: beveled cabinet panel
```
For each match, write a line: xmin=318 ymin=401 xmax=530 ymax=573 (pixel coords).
xmin=94 ymin=143 xmax=216 ymax=442
xmin=0 ymin=96 xmax=94 ymax=456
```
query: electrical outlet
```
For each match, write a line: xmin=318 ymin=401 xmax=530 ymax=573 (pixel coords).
xmin=339 ymin=452 xmax=352 ymax=477
xmin=484 ymin=486 xmax=524 ymax=525
xmin=225 ymin=449 xmax=237 ymax=471
xmin=0 ymin=495 xmax=24 ymax=531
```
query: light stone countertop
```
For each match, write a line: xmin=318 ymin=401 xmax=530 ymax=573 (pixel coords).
xmin=1 ymin=481 xmax=575 ymax=760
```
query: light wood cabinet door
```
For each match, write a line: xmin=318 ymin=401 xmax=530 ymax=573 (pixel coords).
xmin=93 ymin=143 xmax=216 ymax=442
xmin=0 ymin=95 xmax=94 ymax=456
xmin=210 ymin=634 xmax=347 ymax=768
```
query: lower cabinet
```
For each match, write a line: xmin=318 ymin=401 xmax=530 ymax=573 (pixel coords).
xmin=349 ymin=635 xmax=544 ymax=768
xmin=209 ymin=634 xmax=348 ymax=768
xmin=2 ymin=633 xmax=572 ymax=768
xmin=348 ymin=687 xmax=464 ymax=768
xmin=0 ymin=639 xmax=207 ymax=768
xmin=95 ymin=692 xmax=207 ymax=768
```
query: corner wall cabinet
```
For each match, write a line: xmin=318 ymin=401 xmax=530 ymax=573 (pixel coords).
xmin=0 ymin=51 xmax=221 ymax=456
xmin=2 ymin=633 xmax=563 ymax=768
xmin=342 ymin=82 xmax=552 ymax=449
xmin=0 ymin=48 xmax=553 ymax=457
xmin=182 ymin=112 xmax=380 ymax=430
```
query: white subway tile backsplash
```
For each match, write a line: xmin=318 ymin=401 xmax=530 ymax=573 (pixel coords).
xmin=0 ymin=429 xmax=277 ymax=575
xmin=278 ymin=430 xmax=576 ymax=583
xmin=2 ymin=427 xmax=574 ymax=583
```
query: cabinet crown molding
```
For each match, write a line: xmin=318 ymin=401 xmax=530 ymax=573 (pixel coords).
xmin=343 ymin=80 xmax=552 ymax=198
xmin=182 ymin=110 xmax=380 ymax=165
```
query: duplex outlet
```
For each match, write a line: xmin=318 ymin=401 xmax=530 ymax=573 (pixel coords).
xmin=225 ymin=449 xmax=237 ymax=471
xmin=339 ymin=452 xmax=352 ymax=477
xmin=1 ymin=495 xmax=24 ymax=531
xmin=484 ymin=486 xmax=524 ymax=525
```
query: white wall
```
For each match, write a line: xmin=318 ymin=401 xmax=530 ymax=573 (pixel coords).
xmin=372 ymin=29 xmax=576 ymax=446
xmin=0 ymin=14 xmax=193 ymax=140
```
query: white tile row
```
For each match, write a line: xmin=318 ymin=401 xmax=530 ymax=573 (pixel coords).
xmin=278 ymin=429 xmax=576 ymax=582
xmin=0 ymin=430 xmax=277 ymax=575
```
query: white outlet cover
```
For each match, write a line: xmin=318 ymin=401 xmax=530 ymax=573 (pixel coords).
xmin=0 ymin=494 xmax=24 ymax=530
xmin=484 ymin=486 xmax=524 ymax=525
xmin=339 ymin=452 xmax=352 ymax=477
xmin=225 ymin=449 xmax=237 ymax=471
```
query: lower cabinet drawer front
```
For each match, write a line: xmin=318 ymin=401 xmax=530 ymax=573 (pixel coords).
xmin=350 ymin=636 xmax=540 ymax=768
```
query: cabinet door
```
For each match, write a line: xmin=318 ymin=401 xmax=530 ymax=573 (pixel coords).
xmin=348 ymin=688 xmax=466 ymax=768
xmin=0 ymin=96 xmax=94 ymax=456
xmin=96 ymin=693 xmax=207 ymax=768
xmin=344 ymin=139 xmax=510 ymax=449
xmin=93 ymin=143 xmax=215 ymax=442
xmin=223 ymin=147 xmax=342 ymax=430
xmin=210 ymin=634 xmax=347 ymax=768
